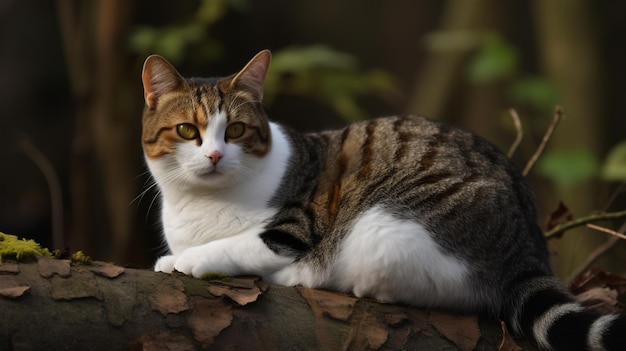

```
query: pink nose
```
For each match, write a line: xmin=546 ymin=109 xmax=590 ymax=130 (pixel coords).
xmin=207 ymin=151 xmax=223 ymax=165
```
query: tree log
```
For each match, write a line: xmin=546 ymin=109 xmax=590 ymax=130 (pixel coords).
xmin=0 ymin=259 xmax=536 ymax=350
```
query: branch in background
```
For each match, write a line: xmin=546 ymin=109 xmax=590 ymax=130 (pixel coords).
xmin=545 ymin=209 xmax=626 ymax=240
xmin=567 ymin=220 xmax=626 ymax=282
xmin=523 ymin=106 xmax=564 ymax=176
xmin=586 ymin=223 xmax=626 ymax=241
xmin=20 ymin=139 xmax=64 ymax=250
xmin=507 ymin=108 xmax=523 ymax=158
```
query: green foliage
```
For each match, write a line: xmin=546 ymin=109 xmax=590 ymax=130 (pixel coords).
xmin=129 ymin=0 xmax=249 ymax=64
xmin=265 ymin=45 xmax=400 ymax=120
xmin=537 ymin=149 xmax=600 ymax=188
xmin=467 ymin=33 xmax=519 ymax=83
xmin=602 ymin=141 xmax=626 ymax=181
xmin=0 ymin=232 xmax=51 ymax=263
xmin=509 ymin=77 xmax=561 ymax=113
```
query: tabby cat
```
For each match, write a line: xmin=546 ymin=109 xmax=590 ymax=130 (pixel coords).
xmin=141 ymin=50 xmax=624 ymax=350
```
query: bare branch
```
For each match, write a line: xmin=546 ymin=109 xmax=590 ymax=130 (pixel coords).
xmin=585 ymin=223 xmax=626 ymax=241
xmin=523 ymin=106 xmax=564 ymax=176
xmin=507 ymin=108 xmax=523 ymax=158
xmin=567 ymin=220 xmax=626 ymax=282
xmin=545 ymin=209 xmax=626 ymax=240
xmin=20 ymin=139 xmax=64 ymax=250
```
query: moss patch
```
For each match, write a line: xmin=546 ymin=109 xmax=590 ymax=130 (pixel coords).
xmin=70 ymin=251 xmax=93 ymax=265
xmin=200 ymin=272 xmax=232 ymax=282
xmin=0 ymin=232 xmax=52 ymax=263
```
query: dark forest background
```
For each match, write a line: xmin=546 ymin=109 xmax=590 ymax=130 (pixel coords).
xmin=1 ymin=0 xmax=625 ymax=281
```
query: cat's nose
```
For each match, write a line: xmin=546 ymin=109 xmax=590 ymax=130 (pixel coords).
xmin=207 ymin=150 xmax=223 ymax=165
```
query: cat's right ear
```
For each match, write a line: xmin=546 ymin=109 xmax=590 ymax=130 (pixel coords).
xmin=142 ymin=55 xmax=186 ymax=109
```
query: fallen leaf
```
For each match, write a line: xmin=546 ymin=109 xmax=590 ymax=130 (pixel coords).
xmin=37 ymin=257 xmax=71 ymax=278
xmin=498 ymin=321 xmax=522 ymax=351
xmin=297 ymin=287 xmax=357 ymax=321
xmin=50 ymin=271 xmax=102 ymax=300
xmin=0 ymin=285 xmax=30 ymax=298
xmin=344 ymin=310 xmax=389 ymax=350
xmin=430 ymin=312 xmax=480 ymax=351
xmin=149 ymin=277 xmax=189 ymax=315
xmin=207 ymin=283 xmax=261 ymax=306
xmin=187 ymin=298 xmax=233 ymax=347
xmin=89 ymin=261 xmax=125 ymax=278
xmin=129 ymin=329 xmax=196 ymax=351
xmin=0 ymin=262 xmax=19 ymax=275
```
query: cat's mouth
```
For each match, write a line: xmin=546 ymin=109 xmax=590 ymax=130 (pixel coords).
xmin=196 ymin=167 xmax=223 ymax=178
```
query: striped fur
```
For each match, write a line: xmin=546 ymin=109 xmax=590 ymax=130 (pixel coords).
xmin=141 ymin=50 xmax=625 ymax=351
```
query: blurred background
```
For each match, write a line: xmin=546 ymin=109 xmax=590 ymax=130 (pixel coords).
xmin=1 ymin=0 xmax=625 ymax=280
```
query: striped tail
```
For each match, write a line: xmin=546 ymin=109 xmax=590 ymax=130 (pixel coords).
xmin=505 ymin=276 xmax=626 ymax=351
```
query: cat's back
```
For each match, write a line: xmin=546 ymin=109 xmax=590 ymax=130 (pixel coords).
xmin=307 ymin=115 xmax=518 ymax=222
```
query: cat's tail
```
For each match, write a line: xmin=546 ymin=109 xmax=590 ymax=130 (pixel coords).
xmin=503 ymin=275 xmax=626 ymax=351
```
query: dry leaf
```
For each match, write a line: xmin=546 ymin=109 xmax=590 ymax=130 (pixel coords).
xmin=498 ymin=321 xmax=522 ymax=351
xmin=187 ymin=298 xmax=233 ymax=347
xmin=37 ymin=257 xmax=71 ymax=278
xmin=207 ymin=283 xmax=261 ymax=306
xmin=149 ymin=277 xmax=189 ymax=315
xmin=0 ymin=285 xmax=30 ymax=298
xmin=88 ymin=261 xmax=125 ymax=278
xmin=129 ymin=329 xmax=195 ymax=351
xmin=0 ymin=262 xmax=19 ymax=275
xmin=545 ymin=201 xmax=573 ymax=234
xmin=344 ymin=311 xmax=389 ymax=350
xmin=576 ymin=287 xmax=619 ymax=313
xmin=430 ymin=312 xmax=480 ymax=351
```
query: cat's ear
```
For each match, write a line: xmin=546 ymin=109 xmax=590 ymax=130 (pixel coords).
xmin=142 ymin=55 xmax=187 ymax=109
xmin=231 ymin=50 xmax=271 ymax=101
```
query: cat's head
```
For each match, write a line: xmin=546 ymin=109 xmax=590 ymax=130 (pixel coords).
xmin=141 ymin=50 xmax=272 ymax=191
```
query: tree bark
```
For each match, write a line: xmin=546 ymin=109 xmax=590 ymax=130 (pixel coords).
xmin=0 ymin=259 xmax=535 ymax=351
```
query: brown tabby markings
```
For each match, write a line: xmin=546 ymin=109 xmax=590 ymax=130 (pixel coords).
xmin=142 ymin=75 xmax=271 ymax=160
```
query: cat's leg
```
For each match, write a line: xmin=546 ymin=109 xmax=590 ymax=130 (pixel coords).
xmin=154 ymin=255 xmax=178 ymax=273
xmin=173 ymin=228 xmax=295 ymax=278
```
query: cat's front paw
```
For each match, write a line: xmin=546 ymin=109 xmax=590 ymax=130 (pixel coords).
xmin=174 ymin=246 xmax=227 ymax=278
xmin=154 ymin=255 xmax=178 ymax=273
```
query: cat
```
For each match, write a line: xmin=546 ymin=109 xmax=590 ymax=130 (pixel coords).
xmin=141 ymin=50 xmax=625 ymax=351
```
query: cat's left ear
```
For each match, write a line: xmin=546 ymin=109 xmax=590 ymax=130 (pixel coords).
xmin=231 ymin=50 xmax=271 ymax=102
xmin=142 ymin=55 xmax=187 ymax=109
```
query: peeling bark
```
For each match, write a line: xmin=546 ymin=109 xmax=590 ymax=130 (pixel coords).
xmin=0 ymin=259 xmax=537 ymax=350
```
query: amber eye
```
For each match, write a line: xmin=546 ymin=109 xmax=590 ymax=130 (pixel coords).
xmin=176 ymin=123 xmax=199 ymax=140
xmin=225 ymin=122 xmax=245 ymax=139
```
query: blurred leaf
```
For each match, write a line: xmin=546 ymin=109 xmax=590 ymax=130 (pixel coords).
xmin=197 ymin=0 xmax=249 ymax=24
xmin=467 ymin=34 xmax=519 ymax=83
xmin=265 ymin=45 xmax=400 ymax=120
xmin=423 ymin=30 xmax=483 ymax=52
xmin=602 ymin=141 xmax=626 ymax=181
xmin=129 ymin=0 xmax=247 ymax=63
xmin=510 ymin=77 xmax=561 ymax=112
xmin=537 ymin=149 xmax=600 ymax=188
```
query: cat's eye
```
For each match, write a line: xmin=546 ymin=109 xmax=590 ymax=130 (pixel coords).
xmin=225 ymin=122 xmax=245 ymax=139
xmin=176 ymin=123 xmax=199 ymax=140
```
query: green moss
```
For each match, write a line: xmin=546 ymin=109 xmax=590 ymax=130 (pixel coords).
xmin=200 ymin=272 xmax=231 ymax=282
xmin=0 ymin=232 xmax=52 ymax=263
xmin=70 ymin=250 xmax=93 ymax=265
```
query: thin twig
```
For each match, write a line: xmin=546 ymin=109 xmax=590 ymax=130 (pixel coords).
xmin=567 ymin=236 xmax=620 ymax=283
xmin=523 ymin=106 xmax=564 ymax=176
xmin=545 ymin=209 xmax=626 ymax=240
xmin=507 ymin=108 xmax=523 ymax=158
xmin=20 ymin=139 xmax=64 ymax=250
xmin=585 ymin=223 xmax=626 ymax=241
xmin=567 ymin=220 xmax=626 ymax=282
